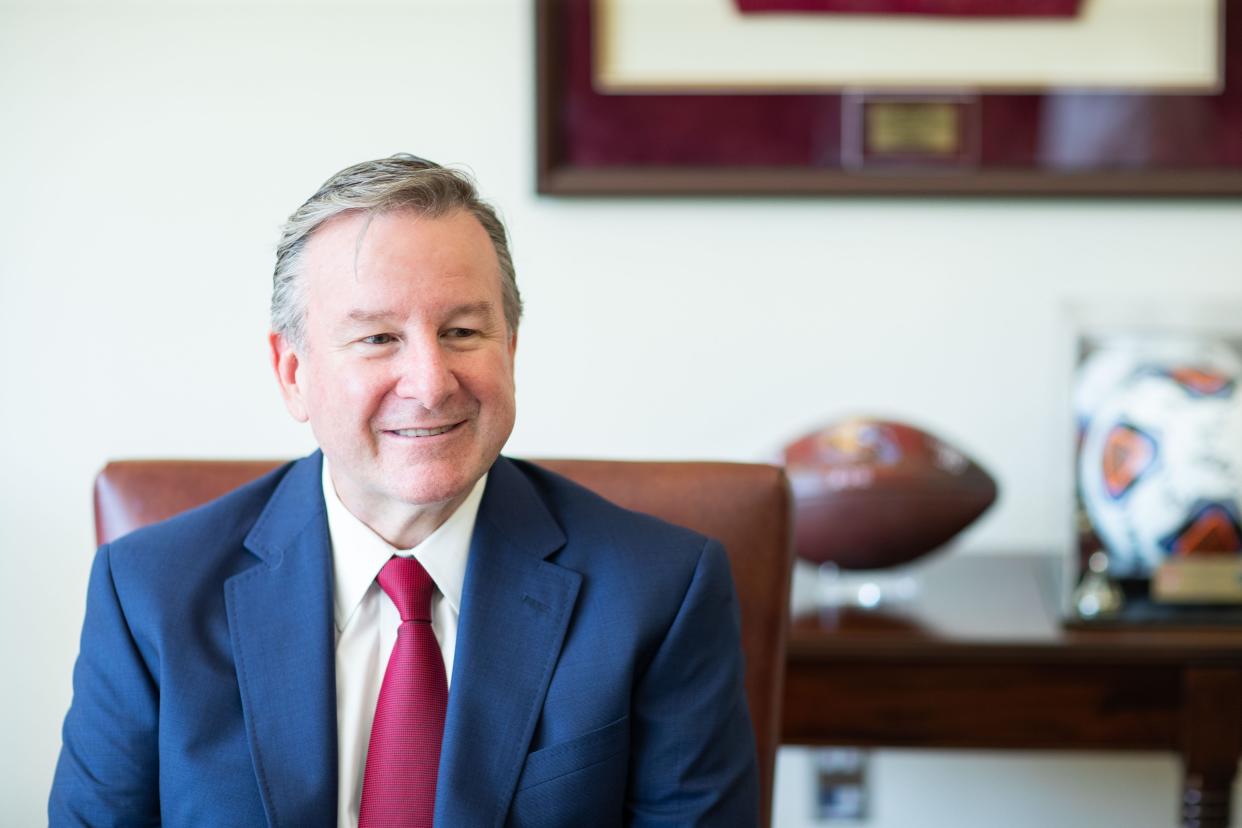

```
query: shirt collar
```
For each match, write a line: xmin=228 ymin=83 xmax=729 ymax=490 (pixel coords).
xmin=322 ymin=457 xmax=485 ymax=633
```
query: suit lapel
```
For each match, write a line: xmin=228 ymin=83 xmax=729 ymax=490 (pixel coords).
xmin=225 ymin=452 xmax=337 ymax=828
xmin=436 ymin=458 xmax=581 ymax=827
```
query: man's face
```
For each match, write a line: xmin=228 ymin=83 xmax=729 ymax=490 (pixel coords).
xmin=271 ymin=208 xmax=517 ymax=527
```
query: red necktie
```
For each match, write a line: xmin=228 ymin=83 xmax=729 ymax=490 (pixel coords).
xmin=358 ymin=556 xmax=448 ymax=828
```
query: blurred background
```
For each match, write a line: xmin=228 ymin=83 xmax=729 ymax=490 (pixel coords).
xmin=3 ymin=0 xmax=1241 ymax=825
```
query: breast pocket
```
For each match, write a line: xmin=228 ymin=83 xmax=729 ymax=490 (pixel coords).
xmin=508 ymin=715 xmax=630 ymax=828
xmin=515 ymin=714 xmax=630 ymax=793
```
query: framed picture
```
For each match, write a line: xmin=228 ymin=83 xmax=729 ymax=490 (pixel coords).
xmin=535 ymin=0 xmax=1242 ymax=196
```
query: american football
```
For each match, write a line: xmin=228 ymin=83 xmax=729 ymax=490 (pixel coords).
xmin=783 ymin=419 xmax=997 ymax=569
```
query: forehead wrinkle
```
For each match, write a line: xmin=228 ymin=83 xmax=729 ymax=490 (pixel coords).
xmin=343 ymin=301 xmax=497 ymax=326
xmin=345 ymin=308 xmax=400 ymax=324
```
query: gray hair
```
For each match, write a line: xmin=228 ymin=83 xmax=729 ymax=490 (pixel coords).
xmin=271 ymin=154 xmax=521 ymax=349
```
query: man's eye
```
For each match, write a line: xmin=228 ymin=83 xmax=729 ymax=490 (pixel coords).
xmin=361 ymin=333 xmax=396 ymax=345
xmin=444 ymin=328 xmax=477 ymax=339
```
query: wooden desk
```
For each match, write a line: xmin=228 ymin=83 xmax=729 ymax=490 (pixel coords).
xmin=781 ymin=554 xmax=1242 ymax=828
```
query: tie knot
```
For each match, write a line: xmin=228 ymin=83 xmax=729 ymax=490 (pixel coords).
xmin=377 ymin=556 xmax=436 ymax=623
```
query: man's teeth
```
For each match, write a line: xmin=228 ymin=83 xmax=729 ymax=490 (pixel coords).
xmin=393 ymin=425 xmax=455 ymax=437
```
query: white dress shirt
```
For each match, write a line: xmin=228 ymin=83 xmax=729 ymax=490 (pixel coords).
xmin=322 ymin=458 xmax=485 ymax=828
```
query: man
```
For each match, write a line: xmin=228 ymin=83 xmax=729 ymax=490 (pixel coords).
xmin=50 ymin=155 xmax=758 ymax=826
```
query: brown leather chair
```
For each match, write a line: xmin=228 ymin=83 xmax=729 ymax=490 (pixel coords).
xmin=95 ymin=458 xmax=794 ymax=826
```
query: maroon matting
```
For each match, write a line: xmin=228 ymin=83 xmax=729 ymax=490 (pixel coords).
xmin=736 ymin=0 xmax=1082 ymax=16
xmin=535 ymin=0 xmax=1242 ymax=195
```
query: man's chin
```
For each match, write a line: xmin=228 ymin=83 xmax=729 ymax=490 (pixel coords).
xmin=383 ymin=470 xmax=481 ymax=511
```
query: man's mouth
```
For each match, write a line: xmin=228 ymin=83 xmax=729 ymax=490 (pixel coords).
xmin=387 ymin=423 xmax=461 ymax=438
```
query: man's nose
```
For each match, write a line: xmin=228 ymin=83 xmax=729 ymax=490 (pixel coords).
xmin=393 ymin=339 xmax=460 ymax=410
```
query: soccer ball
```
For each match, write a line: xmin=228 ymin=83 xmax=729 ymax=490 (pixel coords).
xmin=1078 ymin=364 xmax=1242 ymax=577
xmin=1074 ymin=335 xmax=1242 ymax=431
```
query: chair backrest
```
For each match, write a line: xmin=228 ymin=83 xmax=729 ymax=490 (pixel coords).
xmin=95 ymin=457 xmax=793 ymax=826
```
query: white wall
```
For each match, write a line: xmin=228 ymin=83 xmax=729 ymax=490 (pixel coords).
xmin=2 ymin=1 xmax=1240 ymax=825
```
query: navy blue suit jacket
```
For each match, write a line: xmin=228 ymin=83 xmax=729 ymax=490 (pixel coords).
xmin=50 ymin=453 xmax=759 ymax=826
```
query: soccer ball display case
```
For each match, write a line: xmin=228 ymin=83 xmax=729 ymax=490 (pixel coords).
xmin=1067 ymin=303 xmax=1242 ymax=624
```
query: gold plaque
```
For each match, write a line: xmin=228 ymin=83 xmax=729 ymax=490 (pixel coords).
xmin=1152 ymin=557 xmax=1242 ymax=604
xmin=865 ymin=103 xmax=959 ymax=156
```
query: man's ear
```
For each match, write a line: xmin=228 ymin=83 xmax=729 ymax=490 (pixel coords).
xmin=269 ymin=330 xmax=310 ymax=423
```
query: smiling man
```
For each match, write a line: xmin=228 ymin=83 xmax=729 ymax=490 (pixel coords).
xmin=50 ymin=155 xmax=759 ymax=827
xmin=276 ymin=207 xmax=517 ymax=548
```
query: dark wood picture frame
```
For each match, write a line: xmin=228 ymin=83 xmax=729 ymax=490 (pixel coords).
xmin=535 ymin=0 xmax=1242 ymax=196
